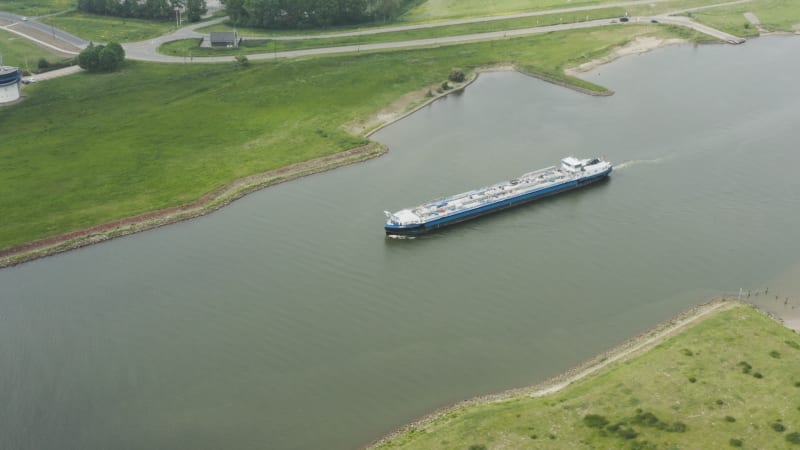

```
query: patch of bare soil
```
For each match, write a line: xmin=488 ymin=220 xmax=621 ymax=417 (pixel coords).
xmin=566 ymin=36 xmax=688 ymax=76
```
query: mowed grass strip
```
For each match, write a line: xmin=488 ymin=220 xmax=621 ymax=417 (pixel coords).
xmin=41 ymin=11 xmax=174 ymax=43
xmin=197 ymin=6 xmax=628 ymax=39
xmin=685 ymin=0 xmax=800 ymax=36
xmin=0 ymin=28 xmax=68 ymax=68
xmin=1 ymin=25 xmax=684 ymax=250
xmin=0 ymin=0 xmax=72 ymax=16
xmin=162 ymin=7 xmax=628 ymax=57
xmin=376 ymin=304 xmax=800 ymax=449
xmin=403 ymin=0 xmax=624 ymax=22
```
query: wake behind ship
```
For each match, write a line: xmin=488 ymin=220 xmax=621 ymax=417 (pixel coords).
xmin=384 ymin=157 xmax=612 ymax=236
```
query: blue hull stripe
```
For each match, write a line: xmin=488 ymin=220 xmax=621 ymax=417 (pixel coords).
xmin=385 ymin=168 xmax=610 ymax=234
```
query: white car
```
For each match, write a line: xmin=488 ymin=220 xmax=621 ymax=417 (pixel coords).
xmin=21 ymin=16 xmax=27 ymax=21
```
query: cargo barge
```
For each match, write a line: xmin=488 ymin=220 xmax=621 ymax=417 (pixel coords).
xmin=384 ymin=157 xmax=612 ymax=236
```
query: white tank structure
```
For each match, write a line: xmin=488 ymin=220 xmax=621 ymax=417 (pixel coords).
xmin=0 ymin=66 xmax=22 ymax=104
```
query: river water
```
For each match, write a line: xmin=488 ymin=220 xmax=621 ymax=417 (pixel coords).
xmin=1 ymin=36 xmax=799 ymax=450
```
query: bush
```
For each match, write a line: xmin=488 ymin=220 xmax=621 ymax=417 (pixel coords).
xmin=37 ymin=58 xmax=50 ymax=70
xmin=729 ymin=438 xmax=743 ymax=447
xmin=618 ymin=427 xmax=639 ymax=440
xmin=689 ymin=376 xmax=697 ymax=383
xmin=786 ymin=432 xmax=800 ymax=444
xmin=770 ymin=350 xmax=781 ymax=358
xmin=235 ymin=55 xmax=250 ymax=68
xmin=78 ymin=42 xmax=125 ymax=72
xmin=725 ymin=416 xmax=736 ymax=422
xmin=448 ymin=69 xmax=465 ymax=83
xmin=753 ymin=372 xmax=763 ymax=379
xmin=681 ymin=348 xmax=694 ymax=356
xmin=440 ymin=81 xmax=450 ymax=91
xmin=772 ymin=422 xmax=786 ymax=432
xmin=583 ymin=414 xmax=610 ymax=428
xmin=786 ymin=340 xmax=800 ymax=350
xmin=668 ymin=421 xmax=687 ymax=433
xmin=737 ymin=361 xmax=752 ymax=373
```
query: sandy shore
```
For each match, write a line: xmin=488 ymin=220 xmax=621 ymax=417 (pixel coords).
xmin=364 ymin=298 xmax=755 ymax=449
xmin=566 ymin=35 xmax=689 ymax=76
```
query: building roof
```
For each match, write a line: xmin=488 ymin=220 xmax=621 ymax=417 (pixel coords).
xmin=209 ymin=32 xmax=238 ymax=44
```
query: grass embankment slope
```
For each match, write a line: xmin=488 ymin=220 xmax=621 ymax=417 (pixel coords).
xmin=403 ymin=0 xmax=624 ymax=21
xmin=41 ymin=11 xmax=174 ymax=43
xmin=0 ymin=25 xmax=685 ymax=252
xmin=684 ymin=0 xmax=800 ymax=37
xmin=0 ymin=0 xmax=71 ymax=16
xmin=162 ymin=7 xmax=628 ymax=56
xmin=376 ymin=303 xmax=800 ymax=449
xmin=0 ymin=28 xmax=66 ymax=67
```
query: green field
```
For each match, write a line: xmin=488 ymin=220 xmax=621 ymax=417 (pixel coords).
xmin=0 ymin=25 xmax=687 ymax=250
xmin=0 ymin=28 xmax=68 ymax=69
xmin=164 ymin=8 xmax=628 ymax=56
xmin=376 ymin=303 xmax=800 ymax=449
xmin=686 ymin=0 xmax=800 ymax=36
xmin=402 ymin=0 xmax=620 ymax=21
xmin=0 ymin=0 xmax=72 ymax=16
xmin=41 ymin=11 xmax=173 ymax=43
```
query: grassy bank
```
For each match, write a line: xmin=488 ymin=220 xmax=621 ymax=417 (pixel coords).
xmin=685 ymin=0 xmax=800 ymax=36
xmin=402 ymin=0 xmax=621 ymax=22
xmin=375 ymin=303 xmax=800 ymax=449
xmin=41 ymin=11 xmax=173 ymax=43
xmin=197 ymin=7 xmax=628 ymax=39
xmin=163 ymin=8 xmax=628 ymax=57
xmin=0 ymin=0 xmax=71 ymax=16
xmin=0 ymin=25 xmax=682 ymax=251
xmin=0 ymin=28 xmax=67 ymax=68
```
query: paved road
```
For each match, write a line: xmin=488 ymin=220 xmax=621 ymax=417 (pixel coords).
xmin=124 ymin=15 xmax=747 ymax=64
xmin=252 ymin=0 xmax=672 ymax=41
xmin=4 ymin=0 xmax=750 ymax=66
xmin=0 ymin=12 xmax=87 ymax=50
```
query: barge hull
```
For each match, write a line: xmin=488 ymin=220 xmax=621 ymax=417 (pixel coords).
xmin=385 ymin=168 xmax=610 ymax=236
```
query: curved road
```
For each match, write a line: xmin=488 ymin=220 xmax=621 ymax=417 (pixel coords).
xmin=3 ymin=0 xmax=750 ymax=66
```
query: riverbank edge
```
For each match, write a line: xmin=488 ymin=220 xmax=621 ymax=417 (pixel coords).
xmin=361 ymin=64 xmax=610 ymax=138
xmin=0 ymin=142 xmax=386 ymax=269
xmin=0 ymin=66 xmax=608 ymax=270
xmin=0 ymin=33 xmax=686 ymax=268
xmin=365 ymin=298 xmax=780 ymax=449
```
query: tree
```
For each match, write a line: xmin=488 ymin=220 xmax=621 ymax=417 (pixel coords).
xmin=185 ymin=0 xmax=207 ymax=22
xmin=78 ymin=42 xmax=126 ymax=72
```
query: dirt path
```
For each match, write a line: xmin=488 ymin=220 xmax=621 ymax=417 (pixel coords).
xmin=365 ymin=299 xmax=738 ymax=449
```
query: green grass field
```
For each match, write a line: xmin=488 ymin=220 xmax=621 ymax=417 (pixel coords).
xmin=0 ymin=28 xmax=68 ymax=68
xmin=41 ymin=11 xmax=173 ymax=43
xmin=0 ymin=0 xmax=72 ymax=16
xmin=687 ymin=0 xmax=800 ymax=36
xmin=164 ymin=8 xmax=628 ymax=56
xmin=0 ymin=25 xmax=684 ymax=250
xmin=377 ymin=304 xmax=800 ymax=449
xmin=402 ymin=0 xmax=619 ymax=22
